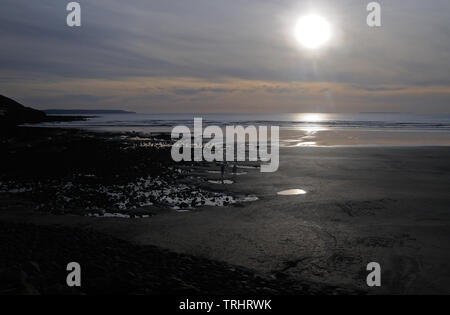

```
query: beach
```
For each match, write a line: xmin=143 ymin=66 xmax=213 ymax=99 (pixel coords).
xmin=3 ymin=0 xmax=450 ymax=300
xmin=138 ymin=146 xmax=450 ymax=294
xmin=1 ymin=127 xmax=449 ymax=294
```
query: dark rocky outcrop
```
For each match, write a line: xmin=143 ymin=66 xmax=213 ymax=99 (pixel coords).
xmin=0 ymin=95 xmax=87 ymax=128
xmin=0 ymin=95 xmax=47 ymax=126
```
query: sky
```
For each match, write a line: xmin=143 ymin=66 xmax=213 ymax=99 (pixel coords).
xmin=1 ymin=0 xmax=450 ymax=114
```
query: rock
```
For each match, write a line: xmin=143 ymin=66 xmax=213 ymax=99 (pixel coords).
xmin=127 ymin=271 xmax=138 ymax=279
xmin=21 ymin=281 xmax=40 ymax=295
xmin=0 ymin=95 xmax=46 ymax=126
xmin=0 ymin=95 xmax=86 ymax=127
xmin=25 ymin=261 xmax=41 ymax=274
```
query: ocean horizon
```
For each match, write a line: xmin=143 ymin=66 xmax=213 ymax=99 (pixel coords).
xmin=34 ymin=112 xmax=450 ymax=146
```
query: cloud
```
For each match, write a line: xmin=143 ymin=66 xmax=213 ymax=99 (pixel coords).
xmin=3 ymin=77 xmax=449 ymax=114
xmin=352 ymin=86 xmax=406 ymax=92
xmin=1 ymin=0 xmax=450 ymax=112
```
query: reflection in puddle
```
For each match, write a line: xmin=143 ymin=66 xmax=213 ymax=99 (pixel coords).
xmin=207 ymin=170 xmax=248 ymax=176
xmin=208 ymin=180 xmax=234 ymax=185
xmin=277 ymin=189 xmax=307 ymax=196
xmin=239 ymin=195 xmax=259 ymax=202
xmin=238 ymin=165 xmax=259 ymax=169
xmin=87 ymin=213 xmax=151 ymax=218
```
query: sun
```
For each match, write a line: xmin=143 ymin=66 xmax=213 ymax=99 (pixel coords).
xmin=295 ymin=14 xmax=332 ymax=49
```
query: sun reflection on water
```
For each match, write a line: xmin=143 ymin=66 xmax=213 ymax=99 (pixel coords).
xmin=293 ymin=113 xmax=328 ymax=123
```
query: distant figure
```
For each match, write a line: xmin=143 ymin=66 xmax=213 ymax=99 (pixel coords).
xmin=221 ymin=163 xmax=226 ymax=184
xmin=232 ymin=164 xmax=238 ymax=183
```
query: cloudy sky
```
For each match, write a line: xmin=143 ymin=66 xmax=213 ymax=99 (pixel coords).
xmin=1 ymin=0 xmax=450 ymax=113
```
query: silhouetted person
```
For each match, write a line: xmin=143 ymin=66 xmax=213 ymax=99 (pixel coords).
xmin=232 ymin=164 xmax=238 ymax=183
xmin=221 ymin=163 xmax=226 ymax=184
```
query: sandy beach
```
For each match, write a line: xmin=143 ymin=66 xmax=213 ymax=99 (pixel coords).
xmin=2 ymin=128 xmax=449 ymax=294
xmin=147 ymin=146 xmax=450 ymax=294
xmin=3 ymin=0 xmax=450 ymax=300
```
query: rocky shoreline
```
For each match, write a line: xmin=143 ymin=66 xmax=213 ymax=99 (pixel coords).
xmin=0 ymin=127 xmax=257 ymax=217
xmin=0 ymin=95 xmax=87 ymax=127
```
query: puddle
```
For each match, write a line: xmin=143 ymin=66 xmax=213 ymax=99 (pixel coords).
xmin=207 ymin=171 xmax=247 ymax=175
xmin=238 ymin=165 xmax=259 ymax=169
xmin=87 ymin=213 xmax=150 ymax=218
xmin=208 ymin=180 xmax=234 ymax=185
xmin=277 ymin=189 xmax=307 ymax=196
xmin=239 ymin=195 xmax=259 ymax=202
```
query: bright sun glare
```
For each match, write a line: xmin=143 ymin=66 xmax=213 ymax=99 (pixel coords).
xmin=295 ymin=14 xmax=331 ymax=49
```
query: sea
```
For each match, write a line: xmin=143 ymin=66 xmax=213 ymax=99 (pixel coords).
xmin=34 ymin=113 xmax=450 ymax=146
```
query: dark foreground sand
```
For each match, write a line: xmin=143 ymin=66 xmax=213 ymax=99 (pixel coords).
xmin=2 ymin=138 xmax=450 ymax=294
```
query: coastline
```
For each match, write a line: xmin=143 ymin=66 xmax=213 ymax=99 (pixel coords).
xmin=32 ymin=121 xmax=450 ymax=147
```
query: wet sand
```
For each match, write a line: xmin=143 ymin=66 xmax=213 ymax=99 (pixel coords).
xmin=124 ymin=146 xmax=450 ymax=294
xmin=3 ymin=144 xmax=450 ymax=294
xmin=280 ymin=129 xmax=450 ymax=147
